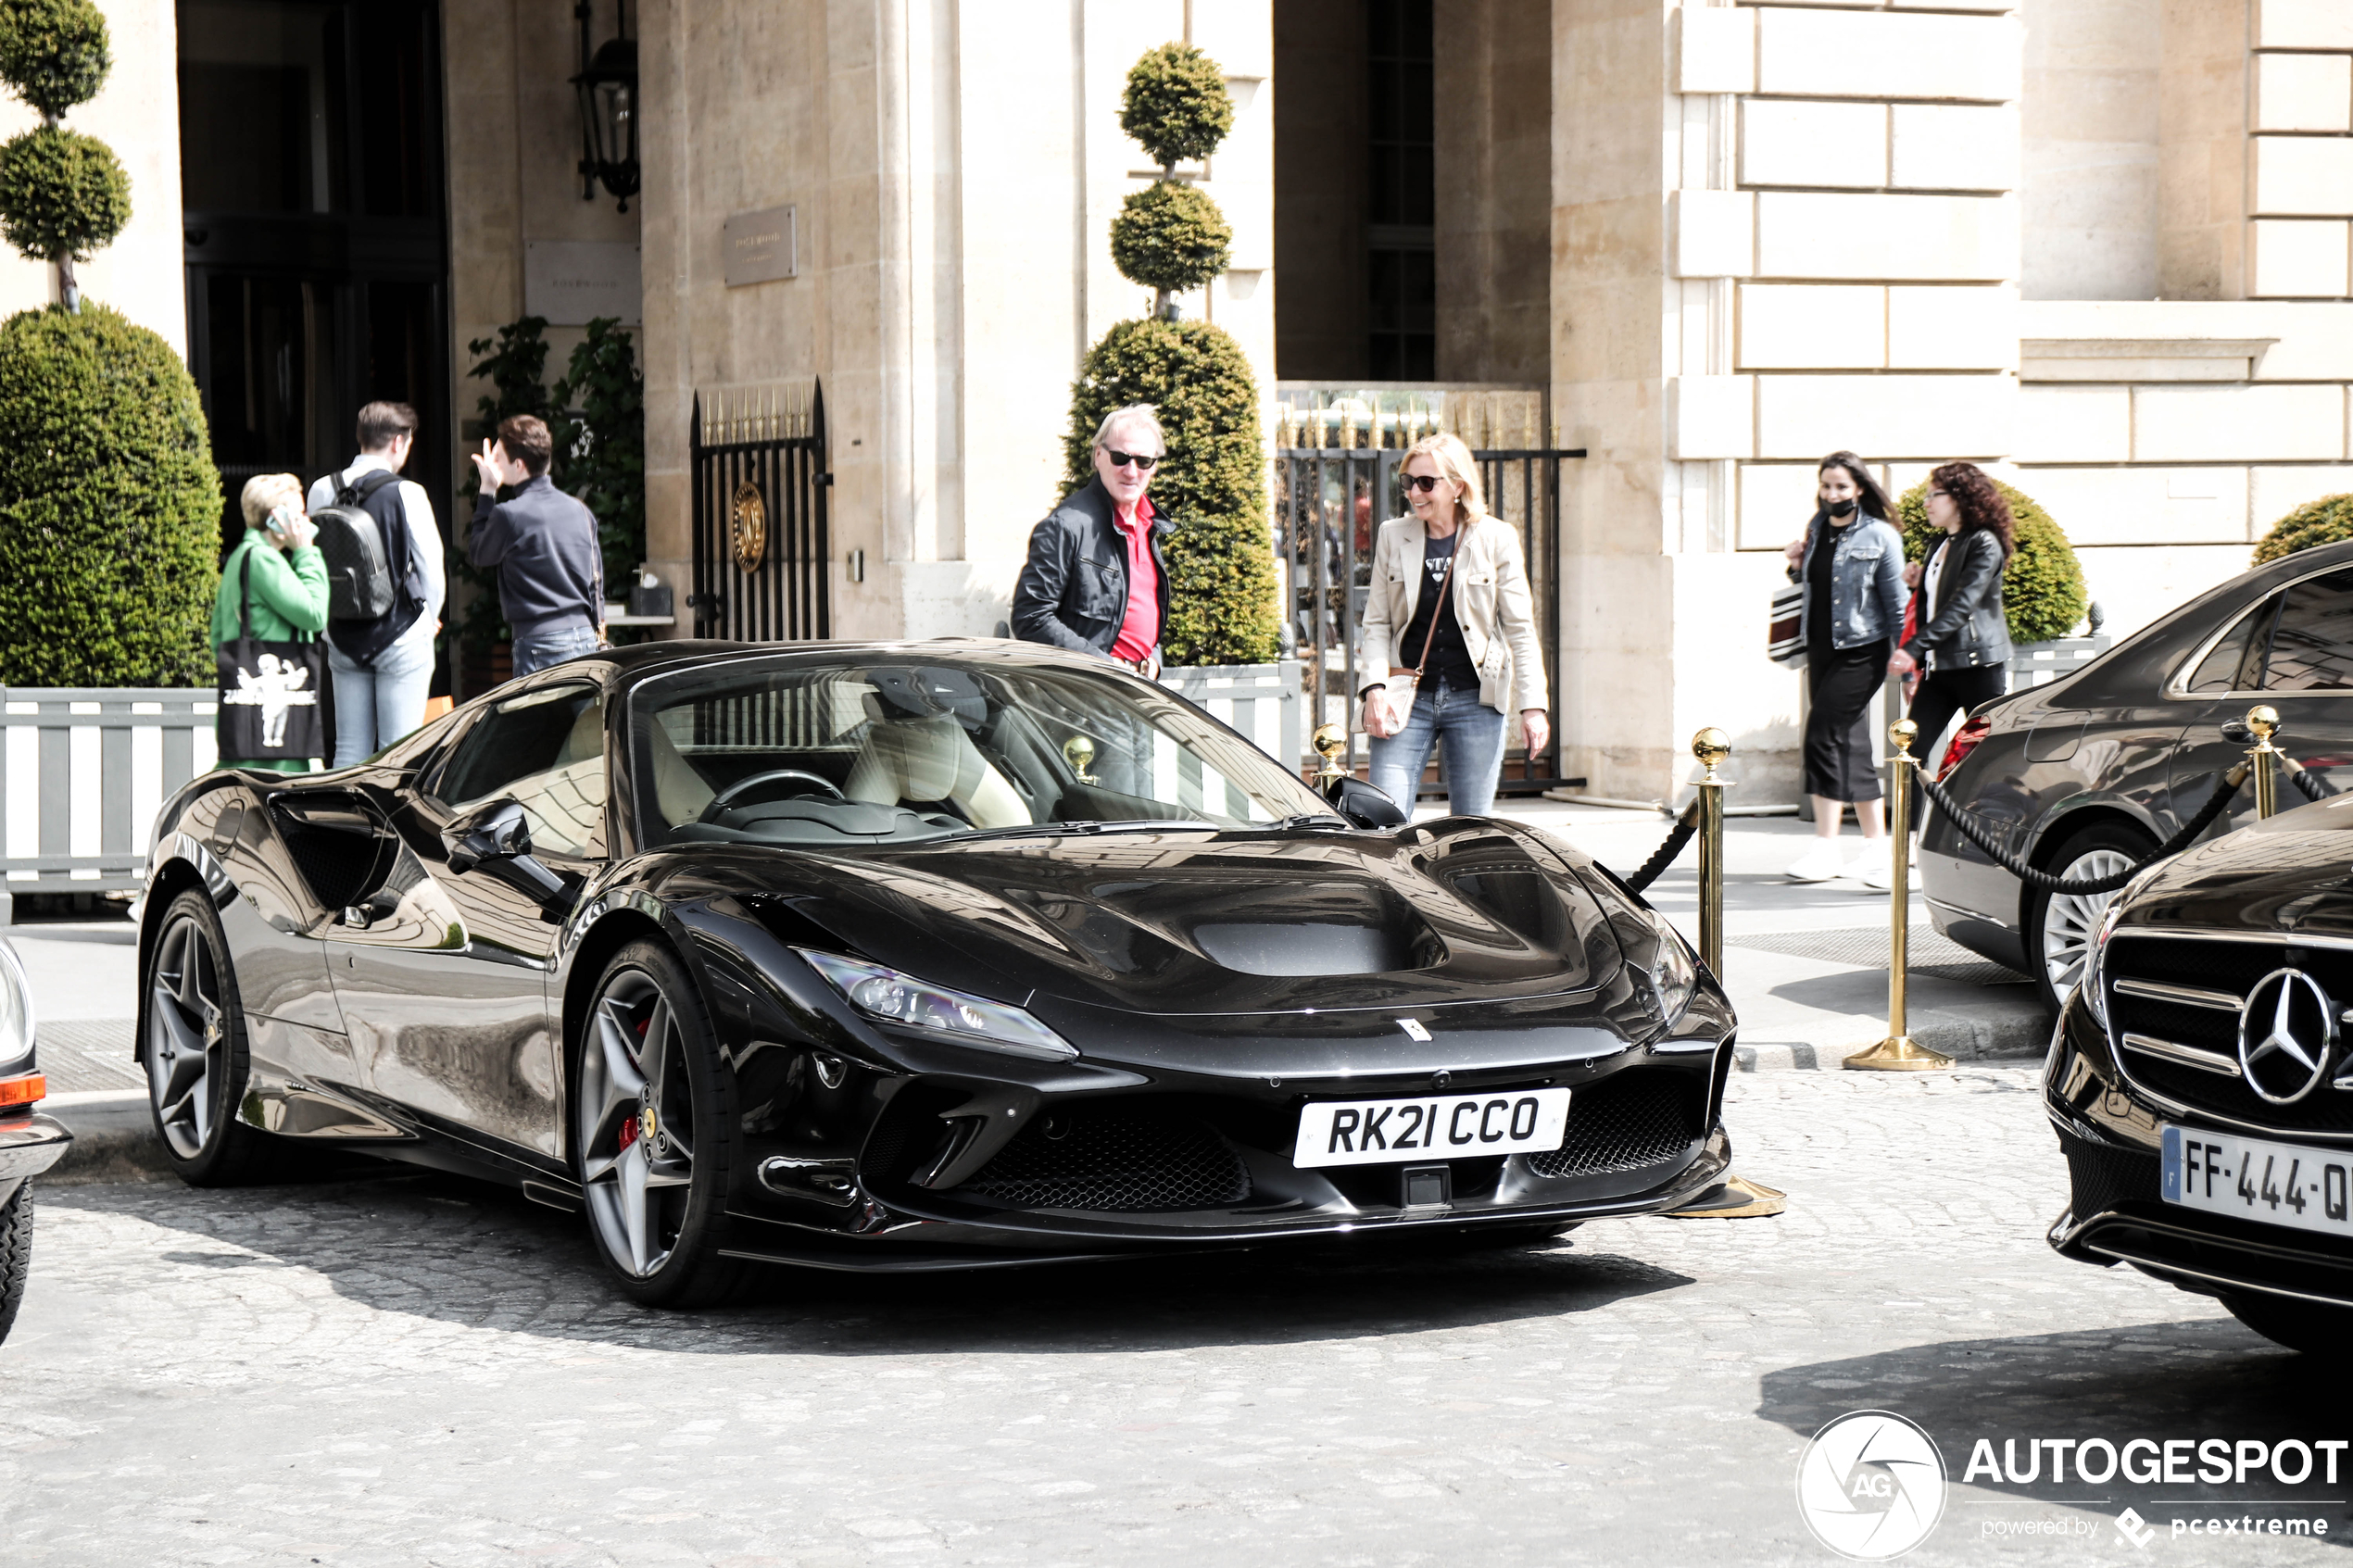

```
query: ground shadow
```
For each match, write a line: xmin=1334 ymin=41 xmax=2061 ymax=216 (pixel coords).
xmin=45 ymin=1168 xmax=1696 ymax=1356
xmin=1762 ymin=1317 xmax=2353 ymax=1543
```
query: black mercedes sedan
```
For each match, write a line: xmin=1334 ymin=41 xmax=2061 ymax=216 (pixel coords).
xmin=135 ymin=640 xmax=1738 ymax=1304
xmin=1923 ymin=536 xmax=2353 ymax=1011
xmin=2047 ymin=794 xmax=2353 ymax=1356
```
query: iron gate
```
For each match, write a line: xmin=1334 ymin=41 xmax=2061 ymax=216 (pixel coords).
xmin=688 ymin=383 xmax=831 ymax=642
xmin=1274 ymin=444 xmax=1583 ymax=793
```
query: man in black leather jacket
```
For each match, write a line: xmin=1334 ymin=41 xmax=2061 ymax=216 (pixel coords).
xmin=1012 ymin=405 xmax=1172 ymax=677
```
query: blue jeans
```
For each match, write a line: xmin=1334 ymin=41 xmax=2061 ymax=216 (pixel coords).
xmin=511 ymin=623 xmax=599 ymax=678
xmin=328 ymin=633 xmax=435 ymax=768
xmin=1367 ymin=677 xmax=1508 ymax=817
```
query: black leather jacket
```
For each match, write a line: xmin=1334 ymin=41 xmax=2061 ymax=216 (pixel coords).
xmin=1010 ymin=477 xmax=1170 ymax=657
xmin=1903 ymin=526 xmax=2012 ymax=671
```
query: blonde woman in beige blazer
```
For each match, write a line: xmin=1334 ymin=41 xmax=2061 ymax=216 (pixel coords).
xmin=1353 ymin=433 xmax=1551 ymax=816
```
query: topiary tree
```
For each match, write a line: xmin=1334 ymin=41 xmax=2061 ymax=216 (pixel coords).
xmin=2253 ymin=494 xmax=2353 ymax=564
xmin=0 ymin=303 xmax=219 ymax=685
xmin=1059 ymin=43 xmax=1278 ymax=668
xmin=1896 ymin=478 xmax=2089 ymax=645
xmin=0 ymin=0 xmax=125 ymax=311
xmin=552 ymin=316 xmax=647 ymax=608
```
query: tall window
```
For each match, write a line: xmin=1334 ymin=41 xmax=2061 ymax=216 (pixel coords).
xmin=1365 ymin=0 xmax=1435 ymax=379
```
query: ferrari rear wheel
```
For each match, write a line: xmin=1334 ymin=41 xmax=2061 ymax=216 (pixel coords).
xmin=2223 ymin=1292 xmax=2353 ymax=1361
xmin=145 ymin=890 xmax=277 ymax=1185
xmin=575 ymin=940 xmax=742 ymax=1308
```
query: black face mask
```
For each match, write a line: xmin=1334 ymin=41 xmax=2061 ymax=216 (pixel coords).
xmin=1823 ymin=497 xmax=1858 ymax=519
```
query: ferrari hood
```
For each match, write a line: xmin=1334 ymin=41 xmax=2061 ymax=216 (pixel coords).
xmin=740 ymin=821 xmax=1619 ymax=1017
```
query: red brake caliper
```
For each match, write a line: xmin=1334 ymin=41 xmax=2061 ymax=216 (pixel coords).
xmin=616 ymin=1010 xmax=650 ymax=1149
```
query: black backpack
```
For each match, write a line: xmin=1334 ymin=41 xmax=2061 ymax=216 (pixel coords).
xmin=313 ymin=468 xmax=425 ymax=666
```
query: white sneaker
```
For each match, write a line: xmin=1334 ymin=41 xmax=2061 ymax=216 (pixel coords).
xmin=1856 ymin=855 xmax=1920 ymax=893
xmin=1785 ymin=842 xmax=1846 ymax=883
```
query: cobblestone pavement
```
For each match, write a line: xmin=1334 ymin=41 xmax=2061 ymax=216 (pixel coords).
xmin=5 ymin=1068 xmax=2346 ymax=1566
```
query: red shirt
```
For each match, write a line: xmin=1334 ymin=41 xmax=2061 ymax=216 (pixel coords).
xmin=1109 ymin=495 xmax=1161 ymax=663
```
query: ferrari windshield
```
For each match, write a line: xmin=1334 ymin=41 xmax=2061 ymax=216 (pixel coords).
xmin=633 ymin=653 xmax=1336 ymax=847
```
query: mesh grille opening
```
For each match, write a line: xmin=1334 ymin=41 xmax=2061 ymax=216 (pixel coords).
xmin=963 ymin=1111 xmax=1252 ymax=1213
xmin=1525 ymin=1071 xmax=1700 ymax=1179
xmin=2057 ymin=1128 xmax=2159 ymax=1220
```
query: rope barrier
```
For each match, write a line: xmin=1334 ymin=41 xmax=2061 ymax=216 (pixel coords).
xmin=1620 ymin=800 xmax=1699 ymax=894
xmin=2287 ymin=758 xmax=2337 ymax=803
xmin=1912 ymin=761 xmax=2248 ymax=896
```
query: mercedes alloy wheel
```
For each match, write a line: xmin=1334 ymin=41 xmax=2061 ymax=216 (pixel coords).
xmin=2027 ymin=824 xmax=2151 ymax=1015
xmin=575 ymin=940 xmax=740 ymax=1306
xmin=145 ymin=890 xmax=275 ymax=1185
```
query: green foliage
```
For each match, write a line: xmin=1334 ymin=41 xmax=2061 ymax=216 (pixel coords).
xmin=2253 ymin=493 xmax=2353 ymax=563
xmin=0 ymin=304 xmax=219 ymax=686
xmin=1063 ymin=318 xmax=1277 ymax=667
xmin=1119 ymin=42 xmax=1232 ymax=169
xmin=0 ymin=123 xmax=124 ymax=262
xmin=0 ymin=0 xmax=107 ymax=119
xmin=1109 ymin=180 xmax=1231 ymax=297
xmin=550 ymin=317 xmax=647 ymax=605
xmin=1896 ymin=478 xmax=2089 ymax=646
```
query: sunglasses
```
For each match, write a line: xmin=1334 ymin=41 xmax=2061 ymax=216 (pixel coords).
xmin=1402 ymin=474 xmax=1446 ymax=494
xmin=1101 ymin=447 xmax=1159 ymax=470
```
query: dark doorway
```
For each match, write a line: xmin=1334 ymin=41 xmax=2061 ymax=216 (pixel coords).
xmin=1273 ymin=0 xmax=1436 ymax=381
xmin=178 ymin=0 xmax=449 ymax=558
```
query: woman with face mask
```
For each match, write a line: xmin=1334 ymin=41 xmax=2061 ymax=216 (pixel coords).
xmin=1779 ymin=451 xmax=1909 ymax=884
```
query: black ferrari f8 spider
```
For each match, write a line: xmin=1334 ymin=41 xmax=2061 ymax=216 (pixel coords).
xmin=137 ymin=641 xmax=1739 ymax=1302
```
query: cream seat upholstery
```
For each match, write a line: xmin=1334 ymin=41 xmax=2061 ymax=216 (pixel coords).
xmin=843 ymin=710 xmax=1030 ymax=829
xmin=647 ymin=719 xmax=717 ymax=826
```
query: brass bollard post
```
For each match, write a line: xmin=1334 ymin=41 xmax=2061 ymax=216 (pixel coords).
xmin=1692 ymin=727 xmax=1730 ymax=979
xmin=1843 ymin=720 xmax=1955 ymax=1072
xmin=2246 ymin=704 xmax=2282 ymax=819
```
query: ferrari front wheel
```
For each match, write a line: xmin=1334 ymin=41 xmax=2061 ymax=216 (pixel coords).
xmin=145 ymin=889 xmax=277 ymax=1185
xmin=574 ymin=940 xmax=742 ymax=1307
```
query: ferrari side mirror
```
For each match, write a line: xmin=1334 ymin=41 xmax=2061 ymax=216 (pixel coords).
xmin=441 ymin=798 xmax=581 ymax=918
xmin=1325 ymin=776 xmax=1407 ymax=830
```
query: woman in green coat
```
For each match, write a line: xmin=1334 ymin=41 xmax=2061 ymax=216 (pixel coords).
xmin=212 ymin=473 xmax=331 ymax=773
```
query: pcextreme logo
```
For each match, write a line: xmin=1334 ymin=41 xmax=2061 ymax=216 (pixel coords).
xmin=1795 ymin=1411 xmax=1949 ymax=1562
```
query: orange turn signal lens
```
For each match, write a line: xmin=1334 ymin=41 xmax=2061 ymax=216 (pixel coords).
xmin=0 ymin=1073 xmax=45 ymax=1109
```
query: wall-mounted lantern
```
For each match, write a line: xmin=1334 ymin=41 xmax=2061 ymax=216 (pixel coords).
xmin=573 ymin=1 xmax=638 ymax=211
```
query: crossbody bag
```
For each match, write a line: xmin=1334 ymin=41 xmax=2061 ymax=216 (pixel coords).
xmin=1365 ymin=538 xmax=1459 ymax=740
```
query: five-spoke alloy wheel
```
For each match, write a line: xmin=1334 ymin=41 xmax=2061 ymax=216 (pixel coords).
xmin=576 ymin=940 xmax=738 ymax=1306
xmin=145 ymin=889 xmax=274 ymax=1184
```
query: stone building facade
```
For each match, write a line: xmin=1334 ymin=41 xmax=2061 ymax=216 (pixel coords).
xmin=6 ymin=1 xmax=2349 ymax=801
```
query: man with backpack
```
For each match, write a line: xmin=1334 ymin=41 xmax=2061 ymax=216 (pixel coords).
xmin=465 ymin=414 xmax=606 ymax=677
xmin=307 ymin=401 xmax=446 ymax=767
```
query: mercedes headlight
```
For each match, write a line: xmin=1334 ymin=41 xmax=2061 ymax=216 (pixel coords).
xmin=1643 ymin=910 xmax=1698 ymax=1027
xmin=796 ymin=949 xmax=1077 ymax=1062
xmin=2078 ymin=866 xmax=2157 ymax=1032
xmin=0 ymin=938 xmax=34 ymax=1085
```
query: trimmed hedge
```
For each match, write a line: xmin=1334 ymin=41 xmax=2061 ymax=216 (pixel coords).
xmin=1108 ymin=179 xmax=1230 ymax=297
xmin=2252 ymin=494 xmax=2353 ymax=564
xmin=0 ymin=0 xmax=107 ymax=119
xmin=1063 ymin=318 xmax=1277 ymax=667
xmin=0 ymin=123 xmax=124 ymax=262
xmin=1119 ymin=43 xmax=1232 ymax=169
xmin=1896 ymin=478 xmax=2088 ymax=645
xmin=0 ymin=304 xmax=220 ymax=685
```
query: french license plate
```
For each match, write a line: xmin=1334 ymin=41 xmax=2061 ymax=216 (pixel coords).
xmin=2161 ymin=1124 xmax=2353 ymax=1240
xmin=1293 ymin=1088 xmax=1571 ymax=1170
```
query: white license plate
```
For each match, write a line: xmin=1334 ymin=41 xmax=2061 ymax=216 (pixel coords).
xmin=1293 ymin=1088 xmax=1571 ymax=1170
xmin=2162 ymin=1124 xmax=2353 ymax=1240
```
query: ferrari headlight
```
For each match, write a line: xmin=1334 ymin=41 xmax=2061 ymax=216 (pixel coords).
xmin=1646 ymin=911 xmax=1698 ymax=1028
xmin=795 ymin=949 xmax=1077 ymax=1062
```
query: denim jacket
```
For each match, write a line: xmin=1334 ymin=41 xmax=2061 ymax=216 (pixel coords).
xmin=1794 ymin=512 xmax=1909 ymax=652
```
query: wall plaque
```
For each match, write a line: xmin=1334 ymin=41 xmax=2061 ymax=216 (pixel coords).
xmin=523 ymin=241 xmax=641 ymax=324
xmin=724 ymin=204 xmax=798 ymax=287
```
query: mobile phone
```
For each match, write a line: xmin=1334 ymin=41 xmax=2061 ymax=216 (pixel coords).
xmin=267 ymin=502 xmax=302 ymax=538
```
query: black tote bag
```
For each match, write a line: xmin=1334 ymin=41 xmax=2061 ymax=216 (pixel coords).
xmin=216 ymin=551 xmax=325 ymax=762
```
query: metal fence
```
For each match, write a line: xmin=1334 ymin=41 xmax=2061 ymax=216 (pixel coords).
xmin=1160 ymin=662 xmax=1302 ymax=775
xmin=2 ymin=688 xmax=218 ymax=896
xmin=688 ymin=383 xmax=831 ymax=643
xmin=1273 ymin=445 xmax=1581 ymax=790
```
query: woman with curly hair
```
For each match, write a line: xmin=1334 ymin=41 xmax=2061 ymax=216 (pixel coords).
xmin=1892 ymin=461 xmax=2014 ymax=788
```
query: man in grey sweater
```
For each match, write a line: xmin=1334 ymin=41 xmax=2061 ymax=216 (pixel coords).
xmin=467 ymin=414 xmax=606 ymax=677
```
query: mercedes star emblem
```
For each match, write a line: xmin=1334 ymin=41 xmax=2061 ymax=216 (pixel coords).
xmin=2237 ymin=967 xmax=2338 ymax=1105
